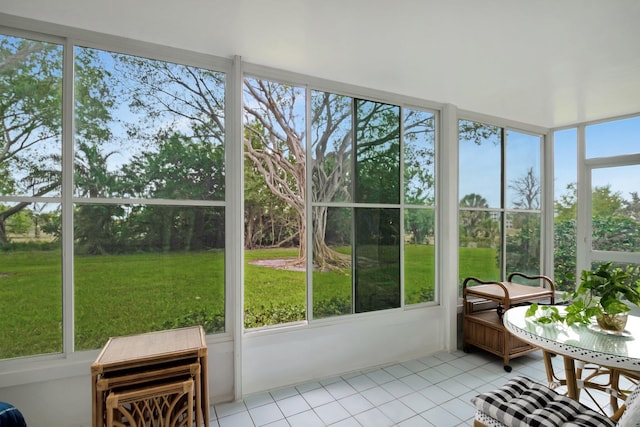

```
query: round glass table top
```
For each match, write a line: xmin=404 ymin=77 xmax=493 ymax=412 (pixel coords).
xmin=503 ymin=305 xmax=640 ymax=371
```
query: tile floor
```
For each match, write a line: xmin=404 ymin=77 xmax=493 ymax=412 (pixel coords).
xmin=210 ymin=349 xmax=621 ymax=426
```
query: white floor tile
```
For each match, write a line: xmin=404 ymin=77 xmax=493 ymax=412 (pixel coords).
xmin=417 ymin=367 xmax=448 ymax=383
xmin=419 ymin=384 xmax=456 ymax=405
xmin=338 ymin=393 xmax=374 ymax=416
xmin=248 ymin=402 xmax=284 ymax=426
xmin=420 ymin=404 xmax=462 ymax=427
xmin=296 ymin=381 xmax=322 ymax=394
xmin=314 ymin=400 xmax=351 ymax=425
xmin=324 ymin=379 xmax=357 ymax=400
xmin=262 ymin=420 xmax=290 ymax=427
xmin=270 ymin=386 xmax=299 ymax=402
xmin=377 ymin=399 xmax=416 ymax=423
xmin=276 ymin=394 xmax=311 ymax=417
xmin=345 ymin=373 xmax=378 ymax=392
xmin=401 ymin=359 xmax=428 ymax=373
xmin=218 ymin=410 xmax=255 ymax=427
xmin=384 ymin=363 xmax=413 ymax=379
xmin=301 ymin=386 xmax=335 ymax=408
xmin=396 ymin=414 xmax=432 ymax=427
xmin=437 ymin=377 xmax=472 ymax=396
xmin=360 ymin=385 xmax=395 ymax=406
xmin=209 ymin=350 xmax=613 ymax=427
xmin=380 ymin=379 xmax=414 ymax=398
xmin=399 ymin=391 xmax=436 ymax=413
xmin=400 ymin=373 xmax=431 ymax=391
xmin=354 ymin=407 xmax=394 ymax=427
xmin=244 ymin=392 xmax=275 ymax=409
xmin=286 ymin=409 xmax=325 ymax=427
xmin=214 ymin=400 xmax=247 ymax=418
xmin=365 ymin=368 xmax=396 ymax=385
xmin=329 ymin=417 xmax=361 ymax=427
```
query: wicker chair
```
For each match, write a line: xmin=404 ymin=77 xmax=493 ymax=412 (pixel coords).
xmin=471 ymin=376 xmax=640 ymax=427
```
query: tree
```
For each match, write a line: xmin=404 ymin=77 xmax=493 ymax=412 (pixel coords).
xmin=593 ymin=185 xmax=625 ymax=217
xmin=509 ymin=167 xmax=540 ymax=210
xmin=623 ymin=192 xmax=640 ymax=222
xmin=505 ymin=169 xmax=542 ymax=274
xmin=0 ymin=37 xmax=113 ymax=245
xmin=73 ymin=141 xmax=122 ymax=254
xmin=554 ymin=184 xmax=640 ymax=291
xmin=554 ymin=182 xmax=577 ymax=222
xmin=244 ymin=125 xmax=298 ymax=249
xmin=459 ymin=193 xmax=493 ymax=246
xmin=0 ymin=36 xmax=62 ymax=244
xmin=243 ymin=79 xmax=309 ymax=264
xmin=120 ymin=132 xmax=225 ymax=252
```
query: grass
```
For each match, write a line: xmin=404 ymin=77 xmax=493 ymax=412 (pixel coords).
xmin=0 ymin=245 xmax=498 ymax=359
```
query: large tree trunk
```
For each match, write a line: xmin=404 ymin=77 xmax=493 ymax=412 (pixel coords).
xmin=311 ymin=205 xmax=350 ymax=271
xmin=0 ymin=200 xmax=31 ymax=245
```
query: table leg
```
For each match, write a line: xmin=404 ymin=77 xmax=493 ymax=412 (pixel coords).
xmin=563 ymin=356 xmax=579 ymax=400
xmin=200 ymin=354 xmax=210 ymax=427
xmin=543 ymin=351 xmax=555 ymax=386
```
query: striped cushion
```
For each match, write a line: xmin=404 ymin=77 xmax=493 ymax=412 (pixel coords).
xmin=472 ymin=376 xmax=615 ymax=427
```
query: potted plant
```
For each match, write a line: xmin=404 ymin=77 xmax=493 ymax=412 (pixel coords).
xmin=527 ymin=262 xmax=640 ymax=332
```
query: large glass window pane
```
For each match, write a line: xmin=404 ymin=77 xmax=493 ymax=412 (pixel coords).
xmin=404 ymin=109 xmax=435 ymax=205
xmin=311 ymin=90 xmax=352 ymax=203
xmin=0 ymin=35 xmax=63 ymax=199
xmin=459 ymin=120 xmax=501 ymax=209
xmin=0 ymin=33 xmax=63 ymax=360
xmin=404 ymin=208 xmax=435 ymax=304
xmin=506 ymin=131 xmax=541 ymax=210
xmin=312 ymin=207 xmax=353 ymax=319
xmin=553 ymin=128 xmax=578 ymax=292
xmin=459 ymin=120 xmax=545 ymax=293
xmin=354 ymin=100 xmax=400 ymax=204
xmin=74 ymin=204 xmax=224 ymax=350
xmin=404 ymin=108 xmax=436 ymax=305
xmin=505 ymin=212 xmax=541 ymax=275
xmin=0 ymin=202 xmax=62 ymax=359
xmin=354 ymin=208 xmax=400 ymax=312
xmin=586 ymin=116 xmax=640 ymax=158
xmin=72 ymin=47 xmax=227 ymax=349
xmin=243 ymin=78 xmax=306 ymax=328
xmin=591 ymin=165 xmax=640 ymax=253
xmin=75 ymin=46 xmax=226 ymax=200
xmin=458 ymin=210 xmax=501 ymax=284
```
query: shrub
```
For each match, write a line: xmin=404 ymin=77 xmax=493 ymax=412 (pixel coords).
xmin=160 ymin=308 xmax=225 ymax=334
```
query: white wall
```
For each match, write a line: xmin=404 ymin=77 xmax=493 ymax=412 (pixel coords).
xmin=242 ymin=307 xmax=447 ymax=396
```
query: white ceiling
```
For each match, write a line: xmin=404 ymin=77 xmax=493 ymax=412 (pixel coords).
xmin=2 ymin=0 xmax=640 ymax=128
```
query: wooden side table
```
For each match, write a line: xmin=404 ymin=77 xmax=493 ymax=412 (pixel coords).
xmin=91 ymin=326 xmax=209 ymax=427
xmin=463 ymin=273 xmax=555 ymax=371
xmin=106 ymin=378 xmax=194 ymax=427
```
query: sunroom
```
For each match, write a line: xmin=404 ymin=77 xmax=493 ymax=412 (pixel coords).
xmin=0 ymin=1 xmax=639 ymax=426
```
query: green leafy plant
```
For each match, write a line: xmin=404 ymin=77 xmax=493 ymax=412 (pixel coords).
xmin=527 ymin=262 xmax=640 ymax=326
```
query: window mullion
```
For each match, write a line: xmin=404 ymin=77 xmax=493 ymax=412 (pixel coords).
xmin=62 ymin=39 xmax=75 ymax=355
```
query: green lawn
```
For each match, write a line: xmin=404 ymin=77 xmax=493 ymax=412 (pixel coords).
xmin=0 ymin=245 xmax=498 ymax=359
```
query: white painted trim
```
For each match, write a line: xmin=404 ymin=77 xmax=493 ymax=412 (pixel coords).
xmin=458 ymin=108 xmax=549 ymax=136
xmin=576 ymin=125 xmax=589 ymax=275
xmin=440 ymin=103 xmax=459 ymax=350
xmin=543 ymin=130 xmax=555 ymax=278
xmin=229 ymin=55 xmax=245 ymax=401
xmin=62 ymin=36 xmax=75 ymax=354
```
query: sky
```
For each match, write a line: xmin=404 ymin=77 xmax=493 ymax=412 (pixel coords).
xmin=459 ymin=117 xmax=639 ymax=209
xmin=555 ymin=116 xmax=640 ymax=203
